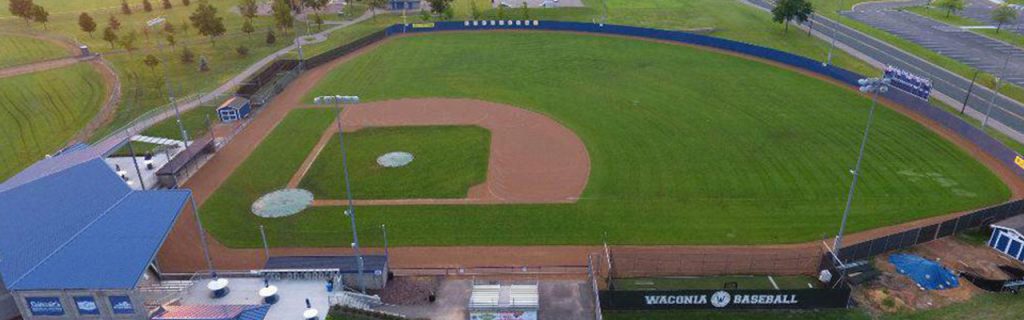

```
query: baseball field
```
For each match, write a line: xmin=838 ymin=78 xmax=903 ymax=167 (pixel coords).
xmin=196 ymin=31 xmax=1014 ymax=249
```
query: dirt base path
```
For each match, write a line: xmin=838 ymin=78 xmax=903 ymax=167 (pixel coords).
xmin=290 ymin=98 xmax=590 ymax=205
xmin=157 ymin=31 xmax=1024 ymax=275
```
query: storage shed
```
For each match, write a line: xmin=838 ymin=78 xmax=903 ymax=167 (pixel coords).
xmin=989 ymin=215 xmax=1024 ymax=262
xmin=217 ymin=97 xmax=251 ymax=123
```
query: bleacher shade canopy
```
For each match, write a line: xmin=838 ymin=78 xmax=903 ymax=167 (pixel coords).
xmin=0 ymin=155 xmax=190 ymax=291
xmin=263 ymin=255 xmax=388 ymax=274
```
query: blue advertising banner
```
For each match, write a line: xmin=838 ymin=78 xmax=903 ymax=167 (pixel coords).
xmin=74 ymin=296 xmax=100 ymax=315
xmin=26 ymin=297 xmax=64 ymax=316
xmin=109 ymin=296 xmax=135 ymax=314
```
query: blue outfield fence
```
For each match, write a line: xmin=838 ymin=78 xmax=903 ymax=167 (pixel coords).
xmin=386 ymin=20 xmax=1024 ymax=181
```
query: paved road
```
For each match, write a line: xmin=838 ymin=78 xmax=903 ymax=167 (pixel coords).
xmin=747 ymin=0 xmax=1024 ymax=142
xmin=96 ymin=11 xmax=375 ymax=146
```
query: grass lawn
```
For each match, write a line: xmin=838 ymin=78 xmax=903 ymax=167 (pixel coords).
xmin=0 ymin=0 xmax=124 ymax=18
xmin=0 ymin=34 xmax=69 ymax=68
xmin=299 ymin=126 xmax=491 ymax=199
xmin=611 ymin=275 xmax=821 ymax=290
xmin=453 ymin=0 xmax=490 ymax=17
xmin=0 ymin=64 xmax=106 ymax=180
xmin=141 ymin=105 xmax=217 ymax=140
xmin=200 ymin=32 xmax=1009 ymax=248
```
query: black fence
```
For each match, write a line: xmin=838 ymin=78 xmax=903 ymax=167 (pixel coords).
xmin=236 ymin=60 xmax=301 ymax=97
xmin=600 ymin=288 xmax=850 ymax=310
xmin=835 ymin=199 xmax=1024 ymax=263
xmin=305 ymin=30 xmax=389 ymax=69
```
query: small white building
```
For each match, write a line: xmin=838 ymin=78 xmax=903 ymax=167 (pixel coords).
xmin=989 ymin=215 xmax=1024 ymax=262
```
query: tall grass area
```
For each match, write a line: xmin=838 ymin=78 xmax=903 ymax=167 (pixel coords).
xmin=201 ymin=33 xmax=1009 ymax=248
xmin=0 ymin=34 xmax=69 ymax=68
xmin=0 ymin=64 xmax=106 ymax=180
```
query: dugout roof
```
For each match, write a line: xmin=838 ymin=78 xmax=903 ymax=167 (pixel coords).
xmin=0 ymin=156 xmax=190 ymax=291
xmin=263 ymin=255 xmax=389 ymax=273
xmin=994 ymin=215 xmax=1024 ymax=236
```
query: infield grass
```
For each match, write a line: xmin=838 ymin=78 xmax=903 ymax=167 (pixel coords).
xmin=0 ymin=34 xmax=69 ymax=68
xmin=299 ymin=126 xmax=491 ymax=200
xmin=200 ymin=32 xmax=1010 ymax=248
xmin=0 ymin=64 xmax=106 ymax=180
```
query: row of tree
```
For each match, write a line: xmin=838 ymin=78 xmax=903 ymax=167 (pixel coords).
xmin=8 ymin=0 xmax=49 ymax=28
xmin=120 ymin=0 xmax=190 ymax=15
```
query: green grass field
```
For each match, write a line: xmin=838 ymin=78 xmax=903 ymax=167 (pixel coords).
xmin=0 ymin=64 xmax=106 ymax=180
xmin=0 ymin=34 xmax=69 ymax=68
xmin=199 ymin=32 xmax=1009 ymax=248
xmin=299 ymin=126 xmax=491 ymax=199
xmin=612 ymin=275 xmax=821 ymax=290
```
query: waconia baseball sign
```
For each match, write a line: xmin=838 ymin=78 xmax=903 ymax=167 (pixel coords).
xmin=601 ymin=289 xmax=849 ymax=310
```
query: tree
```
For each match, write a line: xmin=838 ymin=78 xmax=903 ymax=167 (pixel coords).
xmin=180 ymin=19 xmax=190 ymax=35
xmin=934 ymin=0 xmax=964 ymax=18
xmin=426 ymin=0 xmax=452 ymax=15
xmin=163 ymin=20 xmax=175 ymax=33
xmin=771 ymin=0 xmax=813 ymax=33
xmin=242 ymin=19 xmax=255 ymax=38
xmin=180 ymin=46 xmax=195 ymax=63
xmin=9 ymin=0 xmax=34 ymax=24
xmin=265 ymin=28 xmax=276 ymax=44
xmin=366 ymin=0 xmax=386 ymax=18
xmin=496 ymin=5 xmax=505 ymax=20
xmin=189 ymin=1 xmax=226 ymax=45
xmin=120 ymin=30 xmax=138 ymax=53
xmin=992 ymin=4 xmax=1018 ymax=33
xmin=108 ymin=15 xmax=122 ymax=30
xmin=198 ymin=55 xmax=209 ymax=72
xmin=102 ymin=26 xmax=119 ymax=48
xmin=162 ymin=0 xmax=172 ymax=9
xmin=30 ymin=4 xmax=47 ymax=29
xmin=236 ymin=45 xmax=249 ymax=56
xmin=79 ymin=12 xmax=97 ymax=37
xmin=419 ymin=9 xmax=430 ymax=21
xmin=313 ymin=13 xmax=323 ymax=30
xmin=271 ymin=0 xmax=294 ymax=32
xmin=301 ymin=0 xmax=328 ymax=13
xmin=520 ymin=1 xmax=528 ymax=20
xmin=182 ymin=0 xmax=190 ymax=5
xmin=442 ymin=5 xmax=453 ymax=20
xmin=470 ymin=0 xmax=481 ymax=20
xmin=238 ymin=0 xmax=257 ymax=20
xmin=166 ymin=33 xmax=176 ymax=47
xmin=121 ymin=0 xmax=132 ymax=14
xmin=143 ymin=54 xmax=160 ymax=73
xmin=143 ymin=0 xmax=153 ymax=12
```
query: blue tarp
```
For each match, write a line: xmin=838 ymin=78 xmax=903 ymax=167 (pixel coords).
xmin=889 ymin=254 xmax=959 ymax=290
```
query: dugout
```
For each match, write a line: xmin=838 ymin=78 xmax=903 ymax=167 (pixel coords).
xmin=262 ymin=256 xmax=389 ymax=290
xmin=0 ymin=143 xmax=198 ymax=319
xmin=156 ymin=135 xmax=216 ymax=188
xmin=990 ymin=216 xmax=1024 ymax=262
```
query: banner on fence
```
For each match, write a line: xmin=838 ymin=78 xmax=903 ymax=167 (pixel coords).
xmin=600 ymin=288 xmax=849 ymax=310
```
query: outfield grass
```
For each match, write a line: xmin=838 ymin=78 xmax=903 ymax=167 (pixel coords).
xmin=299 ymin=126 xmax=491 ymax=199
xmin=0 ymin=64 xmax=106 ymax=180
xmin=0 ymin=34 xmax=69 ymax=68
xmin=612 ymin=275 xmax=821 ymax=290
xmin=199 ymin=32 xmax=1010 ymax=248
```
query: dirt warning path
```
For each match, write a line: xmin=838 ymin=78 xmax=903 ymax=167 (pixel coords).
xmin=289 ymin=98 xmax=590 ymax=205
xmin=158 ymin=31 xmax=1024 ymax=275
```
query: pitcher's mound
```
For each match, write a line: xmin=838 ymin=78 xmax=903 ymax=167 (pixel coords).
xmin=252 ymin=188 xmax=314 ymax=218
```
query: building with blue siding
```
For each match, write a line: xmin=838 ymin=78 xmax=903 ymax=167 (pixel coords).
xmin=0 ymin=143 xmax=195 ymax=319
xmin=989 ymin=216 xmax=1024 ymax=263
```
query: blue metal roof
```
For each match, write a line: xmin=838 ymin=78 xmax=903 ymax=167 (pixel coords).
xmin=0 ymin=158 xmax=190 ymax=291
xmin=0 ymin=137 xmax=127 ymax=193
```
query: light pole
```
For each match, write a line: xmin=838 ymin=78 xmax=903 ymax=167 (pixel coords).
xmin=825 ymin=0 xmax=843 ymax=66
xmin=313 ymin=95 xmax=365 ymax=294
xmin=833 ymin=76 xmax=890 ymax=260
xmin=982 ymin=23 xmax=1021 ymax=128
xmin=149 ymin=18 xmax=190 ymax=149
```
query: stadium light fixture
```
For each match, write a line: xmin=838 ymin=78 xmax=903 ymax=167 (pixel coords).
xmin=313 ymin=94 xmax=366 ymax=294
xmin=834 ymin=76 xmax=890 ymax=262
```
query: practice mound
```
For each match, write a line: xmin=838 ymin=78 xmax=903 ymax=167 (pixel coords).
xmin=251 ymin=188 xmax=315 ymax=218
